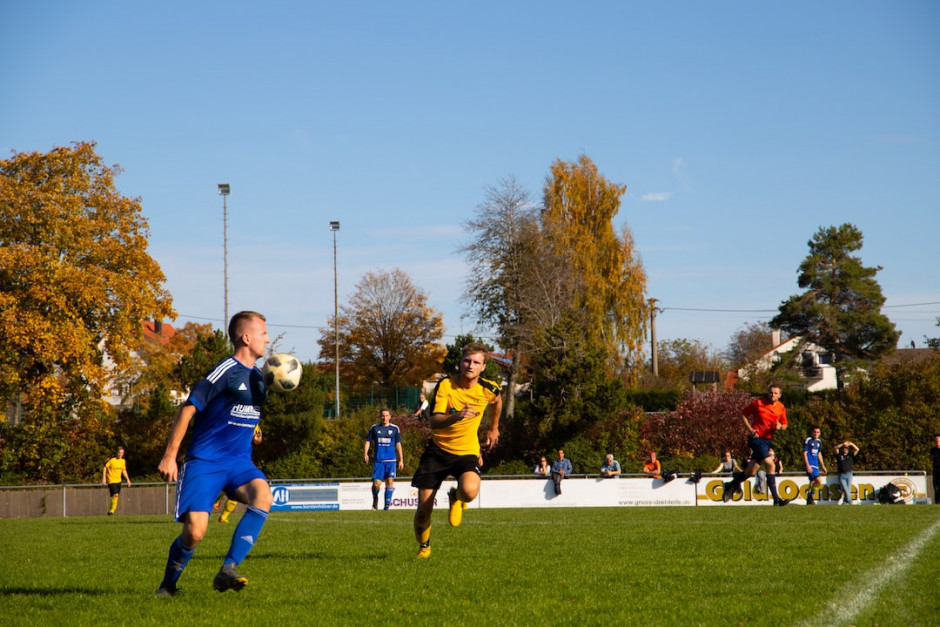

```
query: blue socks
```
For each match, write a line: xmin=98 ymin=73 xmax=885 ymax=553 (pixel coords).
xmin=385 ymin=487 xmax=394 ymax=508
xmin=225 ymin=506 xmax=268 ymax=566
xmin=160 ymin=535 xmax=194 ymax=590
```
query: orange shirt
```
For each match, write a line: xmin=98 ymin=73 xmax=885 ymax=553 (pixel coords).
xmin=643 ymin=459 xmax=661 ymax=479
xmin=743 ymin=398 xmax=787 ymax=439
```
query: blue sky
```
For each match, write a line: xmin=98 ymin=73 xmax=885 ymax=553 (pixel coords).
xmin=3 ymin=1 xmax=938 ymax=363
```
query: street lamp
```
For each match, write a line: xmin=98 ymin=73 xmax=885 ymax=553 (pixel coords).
xmin=218 ymin=184 xmax=231 ymax=333
xmin=330 ymin=220 xmax=340 ymax=418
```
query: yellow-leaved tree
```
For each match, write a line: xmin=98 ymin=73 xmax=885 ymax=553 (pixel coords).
xmin=318 ymin=268 xmax=445 ymax=388
xmin=0 ymin=141 xmax=174 ymax=481
xmin=541 ymin=154 xmax=649 ymax=381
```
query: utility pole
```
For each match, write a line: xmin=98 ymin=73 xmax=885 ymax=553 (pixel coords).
xmin=330 ymin=220 xmax=341 ymax=418
xmin=649 ymin=298 xmax=659 ymax=376
xmin=218 ymin=184 xmax=231 ymax=335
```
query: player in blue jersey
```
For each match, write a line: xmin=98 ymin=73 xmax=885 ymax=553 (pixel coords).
xmin=364 ymin=408 xmax=404 ymax=510
xmin=802 ymin=426 xmax=827 ymax=505
xmin=156 ymin=311 xmax=273 ymax=596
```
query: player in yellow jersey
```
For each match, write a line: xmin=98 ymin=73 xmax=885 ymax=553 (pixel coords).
xmin=101 ymin=446 xmax=131 ymax=515
xmin=411 ymin=342 xmax=502 ymax=558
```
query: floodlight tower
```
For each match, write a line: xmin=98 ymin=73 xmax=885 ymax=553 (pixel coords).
xmin=330 ymin=220 xmax=341 ymax=418
xmin=218 ymin=184 xmax=231 ymax=332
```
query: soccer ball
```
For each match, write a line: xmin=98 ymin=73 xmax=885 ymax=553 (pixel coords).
xmin=262 ymin=353 xmax=302 ymax=392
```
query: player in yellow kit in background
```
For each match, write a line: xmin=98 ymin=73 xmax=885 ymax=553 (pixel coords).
xmin=214 ymin=426 xmax=263 ymax=523
xmin=411 ymin=342 xmax=502 ymax=558
xmin=102 ymin=446 xmax=131 ymax=516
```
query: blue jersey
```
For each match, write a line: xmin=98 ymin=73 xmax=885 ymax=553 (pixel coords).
xmin=366 ymin=423 xmax=401 ymax=463
xmin=803 ymin=437 xmax=822 ymax=469
xmin=185 ymin=357 xmax=266 ymax=463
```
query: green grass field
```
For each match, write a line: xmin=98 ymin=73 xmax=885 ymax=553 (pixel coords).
xmin=1 ymin=506 xmax=938 ymax=626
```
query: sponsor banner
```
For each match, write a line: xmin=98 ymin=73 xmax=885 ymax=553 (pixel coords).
xmin=477 ymin=477 xmax=695 ymax=508
xmin=269 ymin=474 xmax=927 ymax=511
xmin=696 ymin=473 xmax=928 ymax=506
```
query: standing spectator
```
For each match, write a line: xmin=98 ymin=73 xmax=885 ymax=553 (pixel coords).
xmin=411 ymin=343 xmax=502 ymax=559
xmin=155 ymin=311 xmax=273 ymax=596
xmin=711 ymin=451 xmax=742 ymax=476
xmin=364 ymin=408 xmax=404 ymax=510
xmin=930 ymin=436 xmax=940 ymax=505
xmin=411 ymin=393 xmax=430 ymax=420
xmin=550 ymin=449 xmax=572 ymax=495
xmin=803 ymin=426 xmax=827 ymax=505
xmin=101 ymin=446 xmax=131 ymax=516
xmin=834 ymin=440 xmax=860 ymax=505
xmin=643 ymin=451 xmax=662 ymax=479
xmin=723 ymin=383 xmax=790 ymax=507
xmin=600 ymin=454 xmax=621 ymax=478
xmin=533 ymin=456 xmax=551 ymax=476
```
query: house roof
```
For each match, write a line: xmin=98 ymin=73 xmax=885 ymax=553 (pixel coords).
xmin=141 ymin=319 xmax=175 ymax=344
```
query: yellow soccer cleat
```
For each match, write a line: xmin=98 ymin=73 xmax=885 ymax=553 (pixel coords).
xmin=416 ymin=544 xmax=431 ymax=559
xmin=448 ymin=487 xmax=463 ymax=527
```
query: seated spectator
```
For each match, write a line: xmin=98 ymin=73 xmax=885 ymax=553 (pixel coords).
xmin=533 ymin=456 xmax=550 ymax=476
xmin=642 ymin=451 xmax=662 ymax=479
xmin=711 ymin=451 xmax=743 ymax=476
xmin=600 ymin=453 xmax=621 ymax=478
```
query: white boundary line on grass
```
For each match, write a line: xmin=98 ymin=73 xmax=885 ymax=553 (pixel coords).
xmin=796 ymin=515 xmax=940 ymax=627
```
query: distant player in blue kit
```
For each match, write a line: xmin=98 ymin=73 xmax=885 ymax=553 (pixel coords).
xmin=156 ymin=311 xmax=273 ymax=596
xmin=803 ymin=426 xmax=827 ymax=505
xmin=364 ymin=408 xmax=403 ymax=510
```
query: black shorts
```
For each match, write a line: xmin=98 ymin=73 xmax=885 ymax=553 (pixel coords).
xmin=411 ymin=441 xmax=480 ymax=491
xmin=107 ymin=483 xmax=122 ymax=496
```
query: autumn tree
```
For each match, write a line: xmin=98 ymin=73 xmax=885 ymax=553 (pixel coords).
xmin=725 ymin=321 xmax=776 ymax=368
xmin=644 ymin=390 xmax=752 ymax=463
xmin=317 ymin=268 xmax=445 ymax=386
xmin=771 ymin=223 xmax=898 ymax=385
xmin=0 ymin=142 xmax=173 ymax=481
xmin=541 ymin=155 xmax=649 ymax=380
xmin=651 ymin=338 xmax=728 ymax=389
xmin=460 ymin=177 xmax=561 ymax=421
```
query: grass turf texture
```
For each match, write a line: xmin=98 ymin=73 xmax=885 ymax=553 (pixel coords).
xmin=1 ymin=507 xmax=938 ymax=626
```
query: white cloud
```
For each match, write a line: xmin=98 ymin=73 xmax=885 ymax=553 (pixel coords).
xmin=641 ymin=192 xmax=671 ymax=202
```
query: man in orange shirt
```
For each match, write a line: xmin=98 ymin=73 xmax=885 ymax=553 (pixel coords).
xmin=723 ymin=383 xmax=790 ymax=506
xmin=642 ymin=451 xmax=662 ymax=479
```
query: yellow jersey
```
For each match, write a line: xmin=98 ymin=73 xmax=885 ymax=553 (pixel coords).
xmin=104 ymin=457 xmax=126 ymax=484
xmin=431 ymin=375 xmax=501 ymax=456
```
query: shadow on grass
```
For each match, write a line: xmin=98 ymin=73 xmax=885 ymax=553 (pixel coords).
xmin=205 ymin=550 xmax=394 ymax=562
xmin=0 ymin=586 xmax=107 ymax=597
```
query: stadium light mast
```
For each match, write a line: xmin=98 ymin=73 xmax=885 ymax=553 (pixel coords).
xmin=330 ymin=220 xmax=341 ymax=418
xmin=218 ymin=184 xmax=231 ymax=334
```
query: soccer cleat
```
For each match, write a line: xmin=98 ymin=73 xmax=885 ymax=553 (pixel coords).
xmin=218 ymin=516 xmax=229 ymax=523
xmin=721 ymin=482 xmax=734 ymax=503
xmin=155 ymin=586 xmax=177 ymax=597
xmin=448 ymin=487 xmax=463 ymax=527
xmin=774 ymin=498 xmax=791 ymax=507
xmin=213 ymin=565 xmax=248 ymax=593
xmin=416 ymin=543 xmax=431 ymax=559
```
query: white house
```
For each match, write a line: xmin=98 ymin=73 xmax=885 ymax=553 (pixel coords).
xmin=740 ymin=330 xmax=838 ymax=392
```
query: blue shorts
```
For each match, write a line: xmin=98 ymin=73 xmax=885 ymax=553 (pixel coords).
xmin=175 ymin=458 xmax=267 ymax=522
xmin=807 ymin=466 xmax=820 ymax=480
xmin=748 ymin=436 xmax=773 ymax=464
xmin=372 ymin=461 xmax=397 ymax=481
